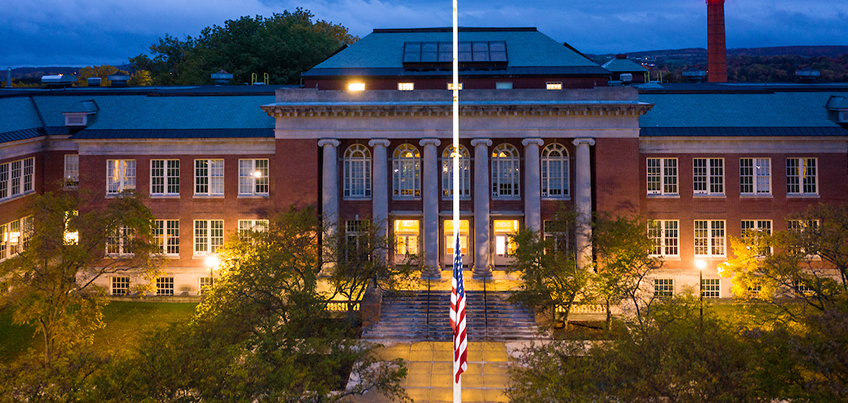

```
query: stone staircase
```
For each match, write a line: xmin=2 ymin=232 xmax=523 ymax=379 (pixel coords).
xmin=362 ymin=290 xmax=545 ymax=341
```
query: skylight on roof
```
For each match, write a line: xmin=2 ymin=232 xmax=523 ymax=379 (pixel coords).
xmin=403 ymin=41 xmax=507 ymax=64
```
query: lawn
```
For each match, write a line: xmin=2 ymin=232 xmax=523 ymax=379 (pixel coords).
xmin=0 ymin=300 xmax=198 ymax=361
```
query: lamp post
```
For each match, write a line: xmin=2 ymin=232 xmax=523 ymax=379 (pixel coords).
xmin=205 ymin=255 xmax=220 ymax=295
xmin=696 ymin=259 xmax=706 ymax=328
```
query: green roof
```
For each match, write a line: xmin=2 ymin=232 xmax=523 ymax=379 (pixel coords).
xmin=31 ymin=95 xmax=275 ymax=129
xmin=639 ymin=91 xmax=845 ymax=128
xmin=312 ymin=28 xmax=599 ymax=70
xmin=601 ymin=58 xmax=648 ymax=73
xmin=0 ymin=97 xmax=42 ymax=133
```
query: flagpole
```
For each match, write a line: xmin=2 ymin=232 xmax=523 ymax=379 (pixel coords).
xmin=452 ymin=0 xmax=461 ymax=401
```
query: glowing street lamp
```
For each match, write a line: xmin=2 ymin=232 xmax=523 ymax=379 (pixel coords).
xmin=205 ymin=255 xmax=220 ymax=294
xmin=696 ymin=259 xmax=706 ymax=327
xmin=253 ymin=170 xmax=262 ymax=179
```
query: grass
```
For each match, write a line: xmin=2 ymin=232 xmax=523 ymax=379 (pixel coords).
xmin=0 ymin=300 xmax=198 ymax=361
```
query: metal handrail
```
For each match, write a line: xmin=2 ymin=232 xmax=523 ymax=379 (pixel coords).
xmin=483 ymin=274 xmax=489 ymax=341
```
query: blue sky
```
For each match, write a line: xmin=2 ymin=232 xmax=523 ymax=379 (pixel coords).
xmin=2 ymin=0 xmax=847 ymax=67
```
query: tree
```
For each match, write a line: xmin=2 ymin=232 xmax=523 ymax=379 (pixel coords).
xmin=93 ymin=206 xmax=410 ymax=402
xmin=508 ymin=209 xmax=592 ymax=329
xmin=130 ymin=9 xmax=358 ymax=86
xmin=590 ymin=214 xmax=663 ymax=329
xmin=0 ymin=191 xmax=161 ymax=366
xmin=75 ymin=65 xmax=130 ymax=86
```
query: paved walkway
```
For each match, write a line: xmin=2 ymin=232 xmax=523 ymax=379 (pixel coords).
xmin=350 ymin=341 xmax=518 ymax=403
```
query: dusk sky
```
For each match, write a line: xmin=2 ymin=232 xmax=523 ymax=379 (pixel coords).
xmin=3 ymin=0 xmax=847 ymax=68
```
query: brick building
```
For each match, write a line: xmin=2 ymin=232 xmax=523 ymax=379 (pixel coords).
xmin=2 ymin=27 xmax=848 ymax=298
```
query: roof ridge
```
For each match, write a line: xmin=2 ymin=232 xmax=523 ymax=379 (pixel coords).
xmin=372 ymin=27 xmax=538 ymax=34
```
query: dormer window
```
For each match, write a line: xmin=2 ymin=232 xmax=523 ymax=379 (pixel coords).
xmin=64 ymin=113 xmax=89 ymax=127
xmin=403 ymin=41 xmax=507 ymax=66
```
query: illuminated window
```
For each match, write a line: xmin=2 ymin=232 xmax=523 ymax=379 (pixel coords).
xmin=348 ymin=82 xmax=365 ymax=91
xmin=64 ymin=154 xmax=79 ymax=189
xmin=398 ymin=82 xmax=414 ymax=91
xmin=447 ymin=82 xmax=463 ymax=90
xmin=546 ymin=82 xmax=563 ymax=90
xmin=238 ymin=159 xmax=269 ymax=196
xmin=445 ymin=219 xmax=469 ymax=258
xmin=491 ymin=144 xmax=520 ymax=198
xmin=394 ymin=220 xmax=419 ymax=256
xmin=106 ymin=159 xmax=136 ymax=195
xmin=786 ymin=158 xmax=817 ymax=195
xmin=441 ymin=145 xmax=470 ymax=199
xmin=392 ymin=144 xmax=421 ymax=199
xmin=541 ymin=143 xmax=569 ymax=198
xmin=154 ymin=219 xmax=180 ymax=256
xmin=344 ymin=145 xmax=371 ymax=199
xmin=494 ymin=220 xmax=518 ymax=257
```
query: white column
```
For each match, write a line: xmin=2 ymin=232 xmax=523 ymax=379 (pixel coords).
xmin=369 ymin=139 xmax=391 ymax=240
xmin=522 ymin=138 xmax=544 ymax=233
xmin=318 ymin=139 xmax=340 ymax=272
xmin=572 ymin=138 xmax=595 ymax=270
xmin=420 ymin=138 xmax=441 ymax=278
xmin=471 ymin=138 xmax=492 ymax=279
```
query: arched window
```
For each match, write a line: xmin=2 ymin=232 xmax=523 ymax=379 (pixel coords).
xmin=441 ymin=144 xmax=470 ymax=199
xmin=344 ymin=144 xmax=371 ymax=198
xmin=392 ymin=144 xmax=420 ymax=198
xmin=541 ymin=143 xmax=569 ymax=198
xmin=491 ymin=143 xmax=520 ymax=198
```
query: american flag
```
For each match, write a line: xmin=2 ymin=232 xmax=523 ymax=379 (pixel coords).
xmin=449 ymin=234 xmax=467 ymax=384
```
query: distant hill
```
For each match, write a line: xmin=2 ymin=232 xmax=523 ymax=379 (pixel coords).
xmin=4 ymin=65 xmax=133 ymax=85
xmin=589 ymin=46 xmax=848 ymax=66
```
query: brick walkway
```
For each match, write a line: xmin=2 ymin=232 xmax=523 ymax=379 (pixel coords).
xmin=349 ymin=341 xmax=512 ymax=403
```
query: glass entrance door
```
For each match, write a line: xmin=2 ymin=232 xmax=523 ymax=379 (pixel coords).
xmin=394 ymin=219 xmax=419 ymax=264
xmin=493 ymin=219 xmax=518 ymax=266
xmin=443 ymin=219 xmax=471 ymax=267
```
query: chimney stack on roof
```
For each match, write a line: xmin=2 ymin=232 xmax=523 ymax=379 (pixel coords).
xmin=615 ymin=54 xmax=628 ymax=59
xmin=707 ymin=0 xmax=728 ymax=83
xmin=211 ymin=70 xmax=234 ymax=85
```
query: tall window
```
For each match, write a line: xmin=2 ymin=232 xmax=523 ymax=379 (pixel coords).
xmin=693 ymin=158 xmax=724 ymax=195
xmin=1 ymin=157 xmax=36 ymax=199
xmin=786 ymin=158 xmax=817 ymax=195
xmin=647 ymin=220 xmax=679 ymax=256
xmin=344 ymin=145 xmax=371 ymax=199
xmin=739 ymin=158 xmax=770 ymax=195
xmin=441 ymin=145 xmax=470 ymax=199
xmin=788 ymin=219 xmax=820 ymax=255
xmin=345 ymin=220 xmax=370 ymax=261
xmin=541 ymin=143 xmax=569 ymax=198
xmin=543 ymin=220 xmax=572 ymax=255
xmin=151 ymin=159 xmax=180 ymax=196
xmin=392 ymin=144 xmax=421 ymax=198
xmin=238 ymin=159 xmax=269 ymax=196
xmin=741 ymin=220 xmax=772 ymax=256
xmin=194 ymin=220 xmax=224 ymax=256
xmin=491 ymin=144 xmax=520 ymax=198
xmin=646 ymin=158 xmax=677 ymax=195
xmin=154 ymin=219 xmax=180 ymax=256
xmin=0 ymin=218 xmax=31 ymax=261
xmin=106 ymin=226 xmax=133 ymax=256
xmin=194 ymin=159 xmax=224 ymax=196
xmin=64 ymin=154 xmax=79 ymax=188
xmin=694 ymin=220 xmax=725 ymax=257
xmin=106 ymin=159 xmax=136 ymax=195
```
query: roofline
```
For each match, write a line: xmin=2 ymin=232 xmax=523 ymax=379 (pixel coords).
xmin=371 ymin=27 xmax=539 ymax=34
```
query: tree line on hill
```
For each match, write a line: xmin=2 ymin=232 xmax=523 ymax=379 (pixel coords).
xmin=648 ymin=54 xmax=848 ymax=83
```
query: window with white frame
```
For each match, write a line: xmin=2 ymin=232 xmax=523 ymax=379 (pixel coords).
xmin=786 ymin=158 xmax=817 ymax=195
xmin=344 ymin=145 xmax=371 ymax=199
xmin=238 ymin=159 xmax=269 ymax=196
xmin=155 ymin=277 xmax=174 ymax=296
xmin=238 ymin=219 xmax=269 ymax=239
xmin=199 ymin=277 xmax=214 ymax=295
xmin=646 ymin=158 xmax=677 ymax=195
xmin=741 ymin=220 xmax=772 ymax=256
xmin=194 ymin=159 xmax=224 ymax=196
xmin=787 ymin=219 xmax=819 ymax=255
xmin=739 ymin=158 xmax=770 ymax=195
xmin=441 ymin=145 xmax=471 ymax=199
xmin=106 ymin=226 xmax=133 ymax=256
xmin=491 ymin=143 xmax=520 ymax=198
xmin=541 ymin=143 xmax=569 ymax=198
xmin=111 ymin=277 xmax=130 ymax=296
xmin=194 ymin=220 xmax=224 ymax=256
xmin=701 ymin=279 xmax=720 ymax=298
xmin=345 ymin=220 xmax=370 ymax=261
xmin=0 ymin=217 xmax=31 ymax=261
xmin=693 ymin=158 xmax=724 ymax=195
xmin=64 ymin=154 xmax=79 ymax=188
xmin=647 ymin=220 xmax=679 ymax=256
xmin=694 ymin=220 xmax=725 ymax=257
xmin=543 ymin=220 xmax=572 ymax=255
xmin=1 ymin=157 xmax=36 ymax=200
xmin=106 ymin=159 xmax=136 ymax=195
xmin=392 ymin=144 xmax=421 ymax=198
xmin=151 ymin=159 xmax=180 ymax=196
xmin=154 ymin=219 xmax=180 ymax=256
xmin=654 ymin=279 xmax=674 ymax=297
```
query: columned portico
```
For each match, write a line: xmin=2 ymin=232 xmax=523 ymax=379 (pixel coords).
xmin=369 ymin=139 xmax=391 ymax=240
xmin=572 ymin=138 xmax=595 ymax=270
xmin=420 ymin=138 xmax=441 ymax=278
xmin=471 ymin=138 xmax=493 ymax=279
xmin=522 ymin=138 xmax=544 ymax=233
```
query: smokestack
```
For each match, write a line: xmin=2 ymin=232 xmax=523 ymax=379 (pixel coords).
xmin=707 ymin=0 xmax=727 ymax=83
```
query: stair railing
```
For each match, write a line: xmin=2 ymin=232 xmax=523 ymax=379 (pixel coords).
xmin=483 ymin=274 xmax=489 ymax=341
xmin=425 ymin=276 xmax=431 ymax=340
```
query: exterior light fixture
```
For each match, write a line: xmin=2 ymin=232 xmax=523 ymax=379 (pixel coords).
xmin=253 ymin=170 xmax=262 ymax=178
xmin=348 ymin=82 xmax=365 ymax=91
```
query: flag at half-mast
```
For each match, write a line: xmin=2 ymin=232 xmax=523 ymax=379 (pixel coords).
xmin=449 ymin=235 xmax=468 ymax=383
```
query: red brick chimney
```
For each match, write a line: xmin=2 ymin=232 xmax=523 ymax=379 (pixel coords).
xmin=707 ymin=0 xmax=727 ymax=82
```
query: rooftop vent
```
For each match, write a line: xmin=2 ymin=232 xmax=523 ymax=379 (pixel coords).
xmin=795 ymin=68 xmax=821 ymax=83
xmin=87 ymin=77 xmax=101 ymax=87
xmin=615 ymin=54 xmax=628 ymax=59
xmin=41 ymin=75 xmax=76 ymax=88
xmin=620 ymin=73 xmax=633 ymax=84
xmin=682 ymin=70 xmax=707 ymax=83
xmin=211 ymin=70 xmax=233 ymax=85
xmin=107 ymin=74 xmax=130 ymax=87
